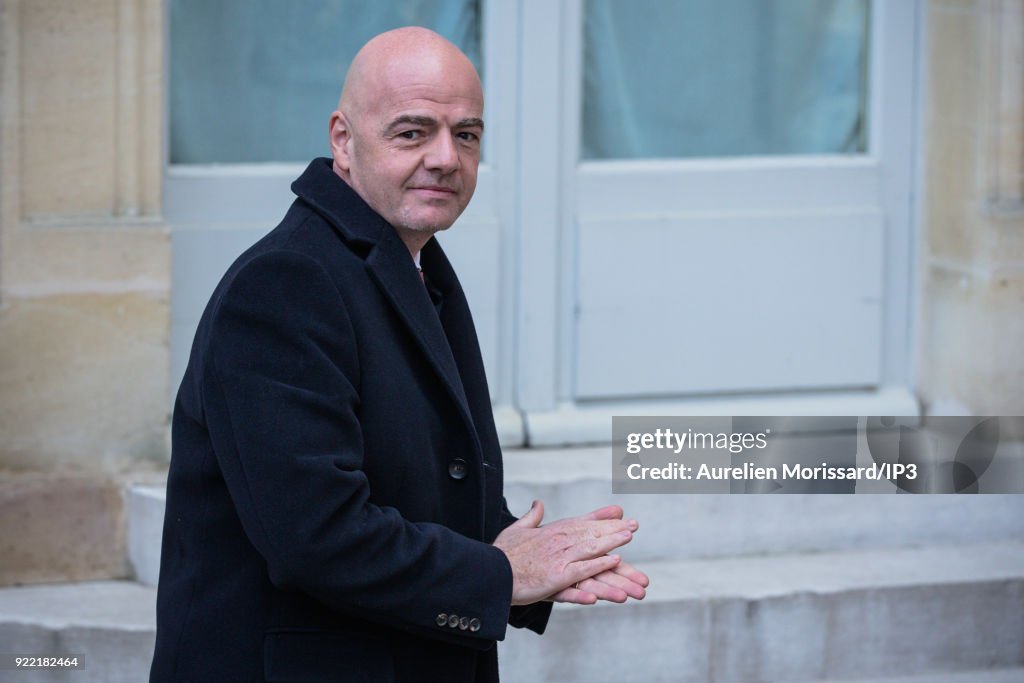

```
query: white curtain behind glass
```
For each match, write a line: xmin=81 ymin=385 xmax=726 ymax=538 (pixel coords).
xmin=583 ymin=0 xmax=869 ymax=159
xmin=170 ymin=0 xmax=480 ymax=164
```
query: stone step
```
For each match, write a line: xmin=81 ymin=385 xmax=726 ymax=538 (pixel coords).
xmin=128 ymin=447 xmax=1024 ymax=584
xmin=500 ymin=541 xmax=1024 ymax=682
xmin=127 ymin=484 xmax=164 ymax=587
xmin=0 ymin=581 xmax=155 ymax=683
xmin=501 ymin=447 xmax=1024 ymax=562
xmin=4 ymin=543 xmax=1020 ymax=683
xmin=802 ymin=669 xmax=1024 ymax=683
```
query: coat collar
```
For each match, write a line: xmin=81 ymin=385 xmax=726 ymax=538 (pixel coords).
xmin=290 ymin=157 xmax=385 ymax=248
xmin=290 ymin=158 xmax=478 ymax=442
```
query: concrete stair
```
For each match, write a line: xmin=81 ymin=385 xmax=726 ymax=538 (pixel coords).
xmin=1 ymin=543 xmax=1022 ymax=682
xmin=126 ymin=484 xmax=165 ymax=589
xmin=812 ymin=672 xmax=1024 ymax=683
xmin=500 ymin=448 xmax=1024 ymax=562
xmin=500 ymin=542 xmax=1024 ymax=682
xmin=126 ymin=448 xmax=1024 ymax=583
xmin=0 ymin=581 xmax=155 ymax=683
xmin=1 ymin=446 xmax=1022 ymax=682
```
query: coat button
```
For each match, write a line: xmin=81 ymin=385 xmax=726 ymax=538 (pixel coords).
xmin=436 ymin=613 xmax=448 ymax=627
xmin=448 ymin=458 xmax=468 ymax=480
xmin=459 ymin=616 xmax=470 ymax=630
xmin=447 ymin=614 xmax=460 ymax=628
xmin=469 ymin=618 xmax=481 ymax=632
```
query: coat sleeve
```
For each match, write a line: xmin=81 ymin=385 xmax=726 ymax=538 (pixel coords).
xmin=202 ymin=249 xmax=514 ymax=650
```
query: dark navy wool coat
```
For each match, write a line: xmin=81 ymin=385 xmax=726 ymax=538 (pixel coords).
xmin=151 ymin=158 xmax=550 ymax=682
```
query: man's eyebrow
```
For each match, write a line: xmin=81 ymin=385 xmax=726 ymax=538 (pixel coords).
xmin=384 ymin=114 xmax=484 ymax=132
xmin=454 ymin=117 xmax=484 ymax=130
xmin=384 ymin=114 xmax=437 ymax=132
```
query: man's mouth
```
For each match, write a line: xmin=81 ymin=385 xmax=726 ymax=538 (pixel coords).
xmin=410 ymin=185 xmax=457 ymax=196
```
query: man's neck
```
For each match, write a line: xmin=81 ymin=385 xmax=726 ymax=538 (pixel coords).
xmin=396 ymin=229 xmax=433 ymax=260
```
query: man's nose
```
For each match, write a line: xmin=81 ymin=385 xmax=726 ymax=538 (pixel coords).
xmin=423 ymin=131 xmax=460 ymax=173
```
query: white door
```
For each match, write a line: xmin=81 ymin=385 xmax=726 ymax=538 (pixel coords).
xmin=510 ymin=0 xmax=920 ymax=442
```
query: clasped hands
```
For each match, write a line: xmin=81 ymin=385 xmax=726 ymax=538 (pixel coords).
xmin=493 ymin=501 xmax=649 ymax=606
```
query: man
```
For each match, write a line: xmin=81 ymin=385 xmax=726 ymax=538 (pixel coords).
xmin=151 ymin=27 xmax=647 ymax=682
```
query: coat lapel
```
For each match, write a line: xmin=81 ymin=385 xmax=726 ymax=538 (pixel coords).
xmin=291 ymin=159 xmax=479 ymax=443
xmin=364 ymin=226 xmax=474 ymax=425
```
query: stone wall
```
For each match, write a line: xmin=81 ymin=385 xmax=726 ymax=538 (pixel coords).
xmin=920 ymin=0 xmax=1024 ymax=415
xmin=0 ymin=0 xmax=169 ymax=585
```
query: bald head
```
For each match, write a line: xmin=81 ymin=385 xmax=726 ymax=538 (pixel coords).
xmin=329 ymin=28 xmax=484 ymax=256
xmin=339 ymin=27 xmax=482 ymax=126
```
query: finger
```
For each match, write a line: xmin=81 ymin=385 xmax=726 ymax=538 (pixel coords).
xmin=578 ymin=506 xmax=640 ymax=532
xmin=511 ymin=500 xmax=545 ymax=529
xmin=574 ymin=515 xmax=639 ymax=536
xmin=569 ymin=554 xmax=621 ymax=584
xmin=566 ymin=528 xmax=633 ymax=561
xmin=579 ymin=505 xmax=624 ymax=522
xmin=560 ymin=518 xmax=635 ymax=541
xmin=577 ymin=577 xmax=628 ymax=603
xmin=547 ymin=586 xmax=598 ymax=605
xmin=586 ymin=518 xmax=638 ymax=537
xmin=611 ymin=561 xmax=650 ymax=588
xmin=589 ymin=569 xmax=646 ymax=600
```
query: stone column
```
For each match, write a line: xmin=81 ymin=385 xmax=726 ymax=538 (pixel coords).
xmin=920 ymin=0 xmax=1024 ymax=415
xmin=0 ymin=0 xmax=169 ymax=584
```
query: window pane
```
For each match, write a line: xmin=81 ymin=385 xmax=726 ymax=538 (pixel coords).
xmin=582 ymin=0 xmax=870 ymax=160
xmin=170 ymin=0 xmax=481 ymax=164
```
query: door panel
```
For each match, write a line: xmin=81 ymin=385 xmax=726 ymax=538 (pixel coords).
xmin=575 ymin=210 xmax=884 ymax=397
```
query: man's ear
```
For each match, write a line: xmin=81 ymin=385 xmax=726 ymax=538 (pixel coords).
xmin=329 ymin=111 xmax=353 ymax=178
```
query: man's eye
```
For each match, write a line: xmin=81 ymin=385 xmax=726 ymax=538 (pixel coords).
xmin=457 ymin=132 xmax=480 ymax=142
xmin=398 ymin=130 xmax=421 ymax=140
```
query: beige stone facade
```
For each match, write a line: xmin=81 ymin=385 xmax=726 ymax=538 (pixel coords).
xmin=0 ymin=0 xmax=1020 ymax=585
xmin=920 ymin=0 xmax=1024 ymax=415
xmin=1 ymin=0 xmax=169 ymax=584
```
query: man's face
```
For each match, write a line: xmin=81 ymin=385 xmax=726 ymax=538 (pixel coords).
xmin=332 ymin=59 xmax=483 ymax=237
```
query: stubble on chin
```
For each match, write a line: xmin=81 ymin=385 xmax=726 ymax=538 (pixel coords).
xmin=395 ymin=203 xmax=459 ymax=236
